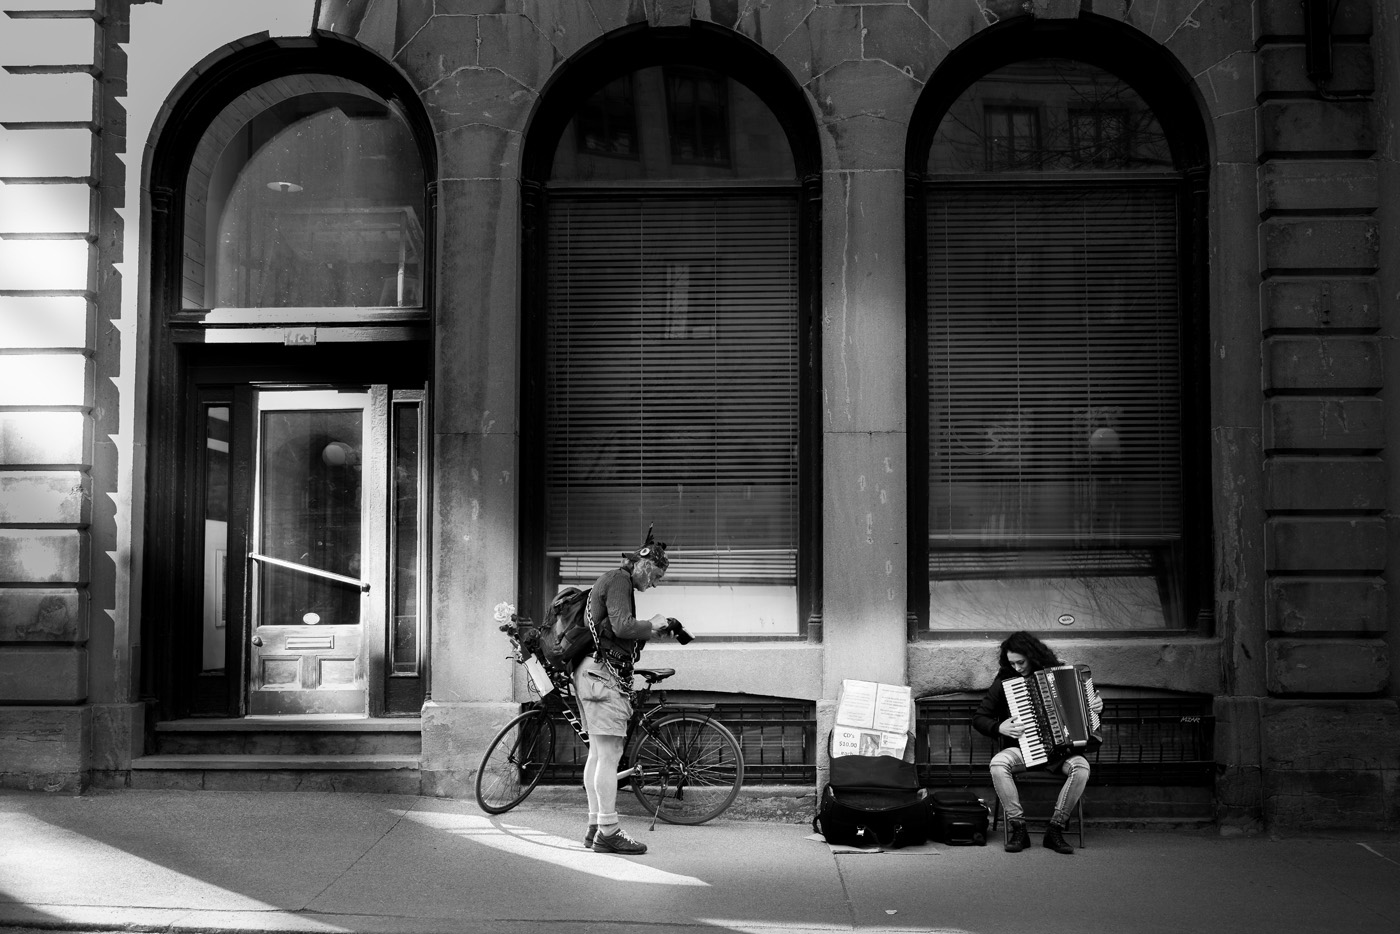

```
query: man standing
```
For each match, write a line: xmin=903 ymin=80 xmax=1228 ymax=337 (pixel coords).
xmin=576 ymin=527 xmax=676 ymax=854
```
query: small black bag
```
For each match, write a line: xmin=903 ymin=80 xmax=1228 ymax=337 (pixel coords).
xmin=813 ymin=733 xmax=928 ymax=848
xmin=928 ymin=789 xmax=990 ymax=846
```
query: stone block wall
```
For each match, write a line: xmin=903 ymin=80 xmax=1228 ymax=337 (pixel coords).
xmin=0 ymin=0 xmax=1393 ymax=830
xmin=1256 ymin=0 xmax=1396 ymax=827
xmin=0 ymin=0 xmax=102 ymax=790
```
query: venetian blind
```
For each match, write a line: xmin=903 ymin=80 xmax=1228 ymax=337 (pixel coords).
xmin=546 ymin=193 xmax=799 ymax=585
xmin=926 ymin=182 xmax=1182 ymax=578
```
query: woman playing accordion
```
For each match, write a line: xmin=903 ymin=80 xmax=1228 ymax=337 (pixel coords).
xmin=971 ymin=630 xmax=1104 ymax=855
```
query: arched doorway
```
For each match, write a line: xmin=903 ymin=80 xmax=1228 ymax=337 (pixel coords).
xmin=142 ymin=38 xmax=436 ymax=719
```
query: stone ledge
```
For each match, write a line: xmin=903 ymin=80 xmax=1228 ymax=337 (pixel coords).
xmin=156 ymin=716 xmax=422 ymax=732
xmin=131 ymin=753 xmax=420 ymax=770
xmin=125 ymin=768 xmax=423 ymax=795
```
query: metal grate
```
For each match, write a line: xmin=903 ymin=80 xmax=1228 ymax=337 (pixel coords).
xmin=722 ymin=701 xmax=816 ymax=783
xmin=915 ymin=696 xmax=1214 ymax=787
xmin=538 ymin=699 xmax=815 ymax=785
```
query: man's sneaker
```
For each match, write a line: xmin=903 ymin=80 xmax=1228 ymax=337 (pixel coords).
xmin=1004 ymin=820 xmax=1031 ymax=853
xmin=592 ymin=826 xmax=648 ymax=855
xmin=583 ymin=824 xmax=598 ymax=847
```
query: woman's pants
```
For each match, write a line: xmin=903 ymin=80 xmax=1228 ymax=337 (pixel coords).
xmin=989 ymin=746 xmax=1090 ymax=826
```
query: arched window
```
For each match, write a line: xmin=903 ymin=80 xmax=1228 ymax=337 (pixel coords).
xmin=181 ymin=75 xmax=425 ymax=311
xmin=522 ymin=33 xmax=820 ymax=639
xmin=908 ymin=25 xmax=1210 ymax=634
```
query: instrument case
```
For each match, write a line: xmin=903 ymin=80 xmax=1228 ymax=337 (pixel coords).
xmin=928 ymin=789 xmax=990 ymax=845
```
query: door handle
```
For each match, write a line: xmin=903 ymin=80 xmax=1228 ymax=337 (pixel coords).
xmin=248 ymin=553 xmax=371 ymax=592
xmin=251 ymin=636 xmax=263 ymax=646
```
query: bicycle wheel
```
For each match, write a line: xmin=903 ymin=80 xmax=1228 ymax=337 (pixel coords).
xmin=629 ymin=712 xmax=744 ymax=825
xmin=475 ymin=708 xmax=555 ymax=814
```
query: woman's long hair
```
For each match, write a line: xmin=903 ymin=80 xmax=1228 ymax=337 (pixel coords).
xmin=997 ymin=630 xmax=1061 ymax=676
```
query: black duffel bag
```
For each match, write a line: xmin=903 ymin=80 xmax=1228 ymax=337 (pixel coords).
xmin=813 ymin=733 xmax=928 ymax=849
xmin=814 ymin=784 xmax=930 ymax=848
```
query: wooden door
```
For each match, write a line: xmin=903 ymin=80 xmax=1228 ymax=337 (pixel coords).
xmin=245 ymin=388 xmax=387 ymax=715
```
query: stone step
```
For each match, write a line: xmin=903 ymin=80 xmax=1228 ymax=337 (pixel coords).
xmin=153 ymin=717 xmax=422 ymax=756
xmin=132 ymin=753 xmax=420 ymax=770
xmin=126 ymin=753 xmax=422 ymax=795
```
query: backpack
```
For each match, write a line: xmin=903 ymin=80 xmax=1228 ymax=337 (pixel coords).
xmin=813 ymin=732 xmax=929 ymax=849
xmin=537 ymin=587 xmax=593 ymax=672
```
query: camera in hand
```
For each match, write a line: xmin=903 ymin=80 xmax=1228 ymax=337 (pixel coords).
xmin=664 ymin=617 xmax=693 ymax=645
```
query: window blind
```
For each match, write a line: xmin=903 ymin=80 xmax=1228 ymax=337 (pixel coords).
xmin=546 ymin=193 xmax=799 ymax=585
xmin=926 ymin=182 xmax=1182 ymax=577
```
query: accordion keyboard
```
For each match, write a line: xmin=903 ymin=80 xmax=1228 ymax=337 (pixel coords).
xmin=1003 ymin=677 xmax=1049 ymax=767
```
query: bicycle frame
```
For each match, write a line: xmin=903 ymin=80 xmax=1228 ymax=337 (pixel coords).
xmin=482 ymin=619 xmax=743 ymax=823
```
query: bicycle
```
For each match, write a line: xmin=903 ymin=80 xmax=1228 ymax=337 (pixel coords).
xmin=475 ymin=614 xmax=744 ymax=825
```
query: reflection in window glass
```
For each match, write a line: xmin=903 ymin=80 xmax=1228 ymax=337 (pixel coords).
xmin=551 ymin=66 xmax=793 ymax=183
xmin=390 ymin=399 xmax=421 ymax=674
xmin=984 ymin=106 xmax=1041 ymax=171
xmin=201 ymin=406 xmax=230 ymax=672
xmin=183 ymin=77 xmax=425 ymax=309
xmin=575 ymin=75 xmax=639 ymax=158
xmin=258 ymin=410 xmax=363 ymax=626
xmin=924 ymin=57 xmax=1184 ymax=632
xmin=928 ymin=59 xmax=1171 ymax=174
xmin=665 ymin=67 xmax=731 ymax=165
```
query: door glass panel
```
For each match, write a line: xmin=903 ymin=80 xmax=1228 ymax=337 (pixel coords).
xmin=201 ymin=405 xmax=230 ymax=671
xmin=390 ymin=397 xmax=421 ymax=673
xmin=257 ymin=400 xmax=365 ymax=627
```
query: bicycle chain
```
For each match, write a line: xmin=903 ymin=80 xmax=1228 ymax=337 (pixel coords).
xmin=583 ymin=588 xmax=636 ymax=703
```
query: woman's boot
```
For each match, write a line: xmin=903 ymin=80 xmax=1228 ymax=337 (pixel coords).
xmin=1004 ymin=820 xmax=1030 ymax=852
xmin=1042 ymin=821 xmax=1074 ymax=854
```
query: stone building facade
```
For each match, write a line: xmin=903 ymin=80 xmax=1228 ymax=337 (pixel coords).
xmin=0 ymin=0 xmax=1396 ymax=829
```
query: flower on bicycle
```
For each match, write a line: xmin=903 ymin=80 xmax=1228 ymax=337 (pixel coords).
xmin=493 ymin=601 xmax=517 ymax=624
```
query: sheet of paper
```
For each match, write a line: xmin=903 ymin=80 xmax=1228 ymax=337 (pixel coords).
xmin=835 ymin=679 xmax=878 ymax=729
xmin=831 ymin=726 xmax=908 ymax=759
xmin=878 ymin=731 xmax=908 ymax=759
xmin=872 ymin=682 xmax=913 ymax=733
xmin=524 ymin=656 xmax=555 ymax=696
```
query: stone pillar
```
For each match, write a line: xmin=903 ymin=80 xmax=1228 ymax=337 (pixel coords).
xmin=0 ymin=0 xmax=102 ymax=792
xmin=1378 ymin=0 xmax=1400 ymax=710
xmin=1256 ymin=0 xmax=1396 ymax=829
xmin=814 ymin=25 xmax=913 ymax=778
xmin=404 ymin=11 xmax=538 ymax=796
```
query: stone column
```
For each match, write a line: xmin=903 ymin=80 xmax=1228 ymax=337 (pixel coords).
xmin=1256 ymin=0 xmax=1395 ymax=828
xmin=0 ymin=0 xmax=102 ymax=792
xmin=811 ymin=13 xmax=917 ymax=779
xmin=400 ymin=10 xmax=537 ymax=796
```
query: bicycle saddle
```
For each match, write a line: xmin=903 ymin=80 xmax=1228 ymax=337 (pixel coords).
xmin=634 ymin=667 xmax=675 ymax=683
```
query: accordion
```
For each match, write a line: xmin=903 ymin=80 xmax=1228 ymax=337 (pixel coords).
xmin=1002 ymin=664 xmax=1102 ymax=768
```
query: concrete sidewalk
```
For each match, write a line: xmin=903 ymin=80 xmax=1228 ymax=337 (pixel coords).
xmin=1 ymin=788 xmax=1397 ymax=934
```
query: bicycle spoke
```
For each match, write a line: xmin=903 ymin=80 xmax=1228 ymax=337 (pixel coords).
xmin=630 ymin=714 xmax=743 ymax=824
xmin=475 ymin=709 xmax=555 ymax=814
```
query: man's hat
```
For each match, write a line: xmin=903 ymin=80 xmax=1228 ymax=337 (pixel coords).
xmin=623 ymin=524 xmax=669 ymax=569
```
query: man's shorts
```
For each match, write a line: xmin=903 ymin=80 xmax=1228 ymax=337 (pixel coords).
xmin=572 ymin=655 xmax=631 ymax=737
